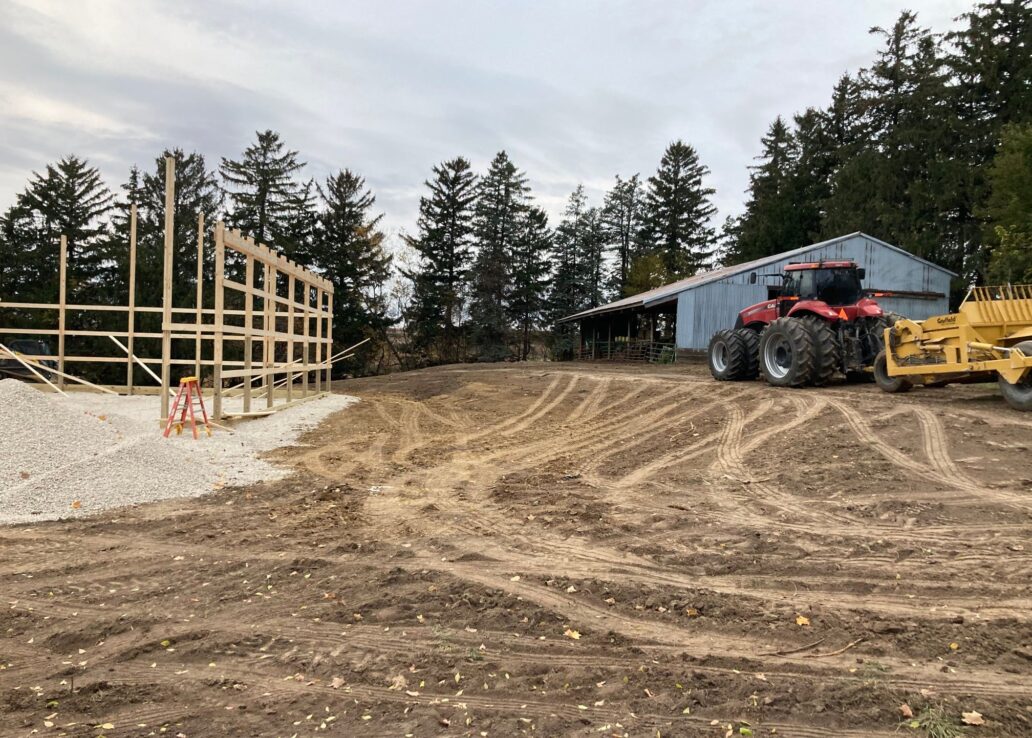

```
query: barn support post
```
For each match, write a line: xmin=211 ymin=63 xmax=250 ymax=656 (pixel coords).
xmin=264 ymin=261 xmax=275 ymax=410
xmin=57 ymin=234 xmax=67 ymax=389
xmin=324 ymin=290 xmax=333 ymax=390
xmin=126 ymin=204 xmax=137 ymax=394
xmin=607 ymin=322 xmax=612 ymax=359
xmin=212 ymin=222 xmax=225 ymax=420
xmin=195 ymin=212 xmax=204 ymax=381
xmin=287 ymin=275 xmax=295 ymax=403
xmin=243 ymin=254 xmax=254 ymax=414
xmin=160 ymin=156 xmax=175 ymax=422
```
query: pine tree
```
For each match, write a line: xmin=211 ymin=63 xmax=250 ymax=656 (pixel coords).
xmin=601 ymin=174 xmax=644 ymax=296
xmin=312 ymin=170 xmax=393 ymax=366
xmin=507 ymin=206 xmax=552 ymax=360
xmin=546 ymin=186 xmax=590 ymax=356
xmin=823 ymin=12 xmax=963 ymax=272
xmin=403 ymin=157 xmax=478 ymax=362
xmin=220 ymin=130 xmax=306 ymax=249
xmin=985 ymin=123 xmax=1032 ymax=283
xmin=112 ymin=151 xmax=223 ymax=311
xmin=788 ymin=107 xmax=836 ymax=244
xmin=726 ymin=116 xmax=801 ymax=264
xmin=468 ymin=151 xmax=529 ymax=361
xmin=2 ymin=156 xmax=113 ymax=305
xmin=580 ymin=207 xmax=608 ymax=309
xmin=641 ymin=140 xmax=717 ymax=277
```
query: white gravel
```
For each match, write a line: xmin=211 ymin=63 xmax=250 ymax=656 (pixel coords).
xmin=0 ymin=379 xmax=357 ymax=525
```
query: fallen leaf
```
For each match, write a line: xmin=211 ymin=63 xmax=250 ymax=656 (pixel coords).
xmin=71 ymin=500 xmax=82 ymax=510
xmin=961 ymin=711 xmax=984 ymax=726
xmin=564 ymin=628 xmax=581 ymax=640
xmin=100 ymin=724 xmax=115 ymax=730
xmin=19 ymin=471 xmax=29 ymax=480
xmin=949 ymin=642 xmax=959 ymax=650
xmin=900 ymin=703 xmax=913 ymax=718
xmin=795 ymin=614 xmax=810 ymax=626
xmin=330 ymin=676 xmax=344 ymax=689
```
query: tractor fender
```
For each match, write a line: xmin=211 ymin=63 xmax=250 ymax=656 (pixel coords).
xmin=786 ymin=301 xmax=839 ymax=322
xmin=855 ymin=298 xmax=884 ymax=318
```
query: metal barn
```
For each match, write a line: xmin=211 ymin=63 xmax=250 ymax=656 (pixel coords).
xmin=560 ymin=232 xmax=956 ymax=356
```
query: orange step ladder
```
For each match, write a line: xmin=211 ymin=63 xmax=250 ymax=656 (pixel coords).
xmin=163 ymin=376 xmax=212 ymax=439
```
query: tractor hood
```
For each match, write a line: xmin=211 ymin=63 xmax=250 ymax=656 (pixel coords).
xmin=787 ymin=297 xmax=883 ymax=322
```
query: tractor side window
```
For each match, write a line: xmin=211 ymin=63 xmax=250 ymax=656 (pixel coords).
xmin=796 ymin=271 xmax=816 ymax=299
xmin=781 ymin=274 xmax=798 ymax=297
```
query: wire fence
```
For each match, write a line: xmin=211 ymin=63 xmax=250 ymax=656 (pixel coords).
xmin=574 ymin=339 xmax=676 ymax=364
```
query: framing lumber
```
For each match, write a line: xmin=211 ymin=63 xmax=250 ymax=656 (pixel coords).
xmin=127 ymin=203 xmax=137 ymax=394
xmin=213 ymin=221 xmax=225 ymax=420
xmin=0 ymin=341 xmax=65 ymax=395
xmin=195 ymin=211 xmax=204 ymax=380
xmin=160 ymin=155 xmax=175 ymax=421
xmin=243 ymin=254 xmax=254 ymax=414
xmin=58 ymin=235 xmax=67 ymax=389
xmin=0 ymin=347 xmax=117 ymax=395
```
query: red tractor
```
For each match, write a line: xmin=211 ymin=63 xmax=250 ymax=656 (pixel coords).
xmin=708 ymin=260 xmax=892 ymax=387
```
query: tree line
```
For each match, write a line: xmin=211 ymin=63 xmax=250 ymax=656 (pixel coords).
xmin=1 ymin=1 xmax=1029 ymax=372
xmin=723 ymin=1 xmax=1032 ymax=302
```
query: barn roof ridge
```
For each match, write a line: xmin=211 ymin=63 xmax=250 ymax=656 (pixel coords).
xmin=558 ymin=232 xmax=957 ymax=323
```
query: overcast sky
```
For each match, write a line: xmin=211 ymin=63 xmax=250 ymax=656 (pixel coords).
xmin=1 ymin=0 xmax=971 ymax=248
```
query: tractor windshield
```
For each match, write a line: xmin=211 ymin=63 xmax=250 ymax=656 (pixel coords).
xmin=783 ymin=268 xmax=863 ymax=304
xmin=812 ymin=268 xmax=863 ymax=305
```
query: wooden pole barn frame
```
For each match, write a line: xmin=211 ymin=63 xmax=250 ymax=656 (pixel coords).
xmin=0 ymin=157 xmax=334 ymax=421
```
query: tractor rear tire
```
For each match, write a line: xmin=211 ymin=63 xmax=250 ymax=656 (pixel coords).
xmin=998 ymin=340 xmax=1032 ymax=411
xmin=733 ymin=328 xmax=760 ymax=379
xmin=759 ymin=318 xmax=815 ymax=388
xmin=708 ymin=330 xmax=752 ymax=381
xmin=873 ymin=350 xmax=912 ymax=393
xmin=801 ymin=317 xmax=840 ymax=386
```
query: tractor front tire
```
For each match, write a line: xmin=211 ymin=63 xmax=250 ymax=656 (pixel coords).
xmin=873 ymin=350 xmax=912 ymax=393
xmin=708 ymin=330 xmax=751 ymax=381
xmin=998 ymin=340 xmax=1032 ymax=411
xmin=759 ymin=318 xmax=815 ymax=388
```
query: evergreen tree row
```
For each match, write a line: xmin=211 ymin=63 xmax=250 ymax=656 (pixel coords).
xmin=401 ymin=141 xmax=719 ymax=363
xmin=0 ymin=131 xmax=392 ymax=375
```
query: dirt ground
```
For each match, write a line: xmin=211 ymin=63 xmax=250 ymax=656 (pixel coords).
xmin=2 ymin=362 xmax=1031 ymax=738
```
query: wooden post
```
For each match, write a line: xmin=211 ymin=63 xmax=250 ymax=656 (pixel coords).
xmin=160 ymin=156 xmax=175 ymax=422
xmin=213 ymin=222 xmax=225 ymax=420
xmin=607 ymin=322 xmax=612 ymax=359
xmin=301 ymin=282 xmax=310 ymax=397
xmin=314 ymin=287 xmax=323 ymax=394
xmin=127 ymin=204 xmax=137 ymax=394
xmin=287 ymin=275 xmax=295 ymax=403
xmin=57 ymin=234 xmax=67 ymax=389
xmin=324 ymin=290 xmax=333 ymax=390
xmin=195 ymin=211 xmax=204 ymax=381
xmin=243 ymin=254 xmax=254 ymax=414
xmin=265 ymin=261 xmax=275 ymax=410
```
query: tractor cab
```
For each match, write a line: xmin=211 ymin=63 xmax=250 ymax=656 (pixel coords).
xmin=740 ymin=260 xmax=881 ymax=327
xmin=779 ymin=261 xmax=865 ymax=308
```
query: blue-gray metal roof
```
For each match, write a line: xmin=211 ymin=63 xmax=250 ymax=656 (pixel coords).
xmin=558 ymin=232 xmax=957 ymax=323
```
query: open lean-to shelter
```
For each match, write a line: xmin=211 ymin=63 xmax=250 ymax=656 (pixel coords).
xmin=559 ymin=232 xmax=957 ymax=359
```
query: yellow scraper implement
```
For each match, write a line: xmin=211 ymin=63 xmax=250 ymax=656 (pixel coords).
xmin=874 ymin=284 xmax=1032 ymax=411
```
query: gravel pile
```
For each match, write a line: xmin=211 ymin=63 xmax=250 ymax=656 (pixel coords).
xmin=0 ymin=379 xmax=356 ymax=525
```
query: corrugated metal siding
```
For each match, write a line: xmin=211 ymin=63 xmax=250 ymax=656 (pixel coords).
xmin=675 ymin=235 xmax=952 ymax=350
